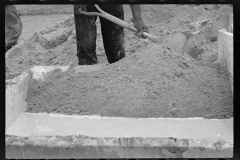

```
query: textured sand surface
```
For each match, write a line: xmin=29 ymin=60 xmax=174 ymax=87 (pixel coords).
xmin=7 ymin=5 xmax=233 ymax=118
xmin=25 ymin=37 xmax=232 ymax=118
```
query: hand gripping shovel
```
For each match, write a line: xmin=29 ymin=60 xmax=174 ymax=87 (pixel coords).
xmin=78 ymin=4 xmax=160 ymax=43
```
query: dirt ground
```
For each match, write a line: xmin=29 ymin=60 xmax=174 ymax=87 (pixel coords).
xmin=6 ymin=5 xmax=233 ymax=118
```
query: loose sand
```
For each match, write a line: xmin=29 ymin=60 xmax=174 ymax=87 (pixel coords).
xmin=6 ymin=5 xmax=233 ymax=118
xmin=26 ymin=43 xmax=232 ymax=118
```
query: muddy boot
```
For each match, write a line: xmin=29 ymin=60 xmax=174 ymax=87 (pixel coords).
xmin=74 ymin=5 xmax=99 ymax=65
xmin=99 ymin=5 xmax=125 ymax=64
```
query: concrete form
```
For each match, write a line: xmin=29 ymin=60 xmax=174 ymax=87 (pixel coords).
xmin=217 ymin=29 xmax=233 ymax=92
xmin=6 ymin=114 xmax=233 ymax=158
xmin=6 ymin=72 xmax=30 ymax=130
xmin=6 ymin=30 xmax=234 ymax=158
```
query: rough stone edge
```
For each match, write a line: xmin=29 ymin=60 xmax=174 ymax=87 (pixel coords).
xmin=217 ymin=29 xmax=233 ymax=93
xmin=5 ymin=71 xmax=30 ymax=131
xmin=5 ymin=134 xmax=232 ymax=151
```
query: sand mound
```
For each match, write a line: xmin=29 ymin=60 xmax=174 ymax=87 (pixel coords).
xmin=6 ymin=5 xmax=233 ymax=118
xmin=26 ymin=42 xmax=232 ymax=118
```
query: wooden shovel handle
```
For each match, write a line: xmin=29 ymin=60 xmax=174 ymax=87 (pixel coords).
xmin=78 ymin=5 xmax=158 ymax=43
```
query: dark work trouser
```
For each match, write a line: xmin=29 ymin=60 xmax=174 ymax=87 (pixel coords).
xmin=73 ymin=5 xmax=125 ymax=65
xmin=5 ymin=5 xmax=22 ymax=52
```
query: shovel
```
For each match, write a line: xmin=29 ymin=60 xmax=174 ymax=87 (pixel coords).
xmin=78 ymin=4 xmax=160 ymax=43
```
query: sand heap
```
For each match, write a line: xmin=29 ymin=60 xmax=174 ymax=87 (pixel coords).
xmin=26 ymin=41 xmax=233 ymax=118
xmin=6 ymin=5 xmax=233 ymax=118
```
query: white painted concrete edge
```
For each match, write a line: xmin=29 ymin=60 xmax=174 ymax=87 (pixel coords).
xmin=30 ymin=65 xmax=106 ymax=80
xmin=5 ymin=72 xmax=30 ymax=130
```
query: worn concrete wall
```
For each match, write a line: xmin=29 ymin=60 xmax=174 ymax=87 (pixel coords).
xmin=217 ymin=29 xmax=233 ymax=92
xmin=227 ymin=13 xmax=233 ymax=33
xmin=6 ymin=145 xmax=233 ymax=158
xmin=5 ymin=72 xmax=30 ymax=130
xmin=6 ymin=135 xmax=233 ymax=158
xmin=6 ymin=113 xmax=233 ymax=158
xmin=5 ymin=66 xmax=71 ymax=131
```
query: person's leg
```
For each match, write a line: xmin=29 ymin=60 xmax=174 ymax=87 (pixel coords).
xmin=5 ymin=5 xmax=22 ymax=52
xmin=73 ymin=5 xmax=98 ymax=65
xmin=99 ymin=5 xmax=125 ymax=64
xmin=5 ymin=46 xmax=13 ymax=53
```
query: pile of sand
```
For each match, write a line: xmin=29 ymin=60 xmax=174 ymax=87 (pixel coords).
xmin=6 ymin=5 xmax=233 ymax=118
xmin=26 ymin=41 xmax=232 ymax=118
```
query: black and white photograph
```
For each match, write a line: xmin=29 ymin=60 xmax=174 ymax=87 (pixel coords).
xmin=5 ymin=2 xmax=233 ymax=159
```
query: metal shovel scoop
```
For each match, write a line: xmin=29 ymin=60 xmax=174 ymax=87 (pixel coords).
xmin=78 ymin=4 xmax=160 ymax=43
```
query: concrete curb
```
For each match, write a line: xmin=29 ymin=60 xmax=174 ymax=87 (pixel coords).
xmin=6 ymin=113 xmax=233 ymax=158
xmin=5 ymin=71 xmax=30 ymax=130
xmin=6 ymin=145 xmax=233 ymax=158
xmin=6 ymin=137 xmax=233 ymax=158
xmin=217 ymin=29 xmax=233 ymax=92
